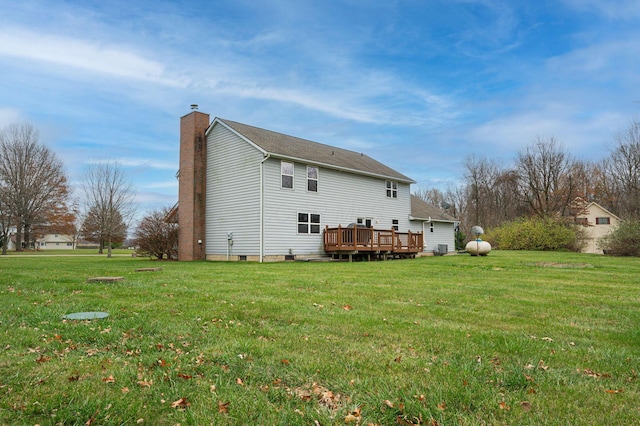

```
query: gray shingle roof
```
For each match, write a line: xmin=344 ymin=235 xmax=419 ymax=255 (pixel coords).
xmin=410 ymin=195 xmax=457 ymax=222
xmin=215 ymin=118 xmax=414 ymax=183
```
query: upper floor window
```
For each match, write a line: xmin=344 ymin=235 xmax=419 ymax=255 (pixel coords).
xmin=386 ymin=180 xmax=397 ymax=198
xmin=596 ymin=217 xmax=610 ymax=225
xmin=281 ymin=161 xmax=294 ymax=189
xmin=307 ymin=166 xmax=318 ymax=192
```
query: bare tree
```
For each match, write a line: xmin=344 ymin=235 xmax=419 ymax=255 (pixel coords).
xmin=81 ymin=162 xmax=135 ymax=258
xmin=133 ymin=207 xmax=179 ymax=259
xmin=599 ymin=120 xmax=640 ymax=219
xmin=515 ymin=137 xmax=576 ymax=218
xmin=0 ymin=123 xmax=70 ymax=251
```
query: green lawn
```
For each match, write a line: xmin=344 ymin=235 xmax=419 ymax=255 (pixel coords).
xmin=0 ymin=251 xmax=638 ymax=425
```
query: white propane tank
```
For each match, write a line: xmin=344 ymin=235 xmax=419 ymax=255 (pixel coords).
xmin=466 ymin=239 xmax=491 ymax=256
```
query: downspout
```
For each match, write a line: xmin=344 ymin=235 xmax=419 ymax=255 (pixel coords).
xmin=259 ymin=154 xmax=271 ymax=263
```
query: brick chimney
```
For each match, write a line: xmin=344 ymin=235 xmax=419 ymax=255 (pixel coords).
xmin=178 ymin=107 xmax=210 ymax=261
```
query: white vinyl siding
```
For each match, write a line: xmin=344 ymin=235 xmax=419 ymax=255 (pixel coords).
xmin=409 ymin=220 xmax=455 ymax=253
xmin=206 ymin=123 xmax=263 ymax=257
xmin=262 ymin=158 xmax=411 ymax=256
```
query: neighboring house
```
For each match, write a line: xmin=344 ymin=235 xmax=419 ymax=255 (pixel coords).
xmin=574 ymin=201 xmax=620 ymax=254
xmin=5 ymin=231 xmax=75 ymax=250
xmin=177 ymin=109 xmax=456 ymax=261
xmin=35 ymin=233 xmax=76 ymax=250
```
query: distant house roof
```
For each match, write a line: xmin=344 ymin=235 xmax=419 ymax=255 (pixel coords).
xmin=410 ymin=195 xmax=458 ymax=222
xmin=211 ymin=118 xmax=415 ymax=183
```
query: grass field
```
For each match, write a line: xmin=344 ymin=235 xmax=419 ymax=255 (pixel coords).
xmin=0 ymin=251 xmax=638 ymax=425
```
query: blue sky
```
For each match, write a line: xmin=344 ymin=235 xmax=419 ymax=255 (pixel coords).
xmin=1 ymin=0 xmax=639 ymax=218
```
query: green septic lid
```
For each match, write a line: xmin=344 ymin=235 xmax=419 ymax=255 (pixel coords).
xmin=62 ymin=312 xmax=109 ymax=320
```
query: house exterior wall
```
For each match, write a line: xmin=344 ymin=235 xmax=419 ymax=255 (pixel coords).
xmin=409 ymin=220 xmax=456 ymax=254
xmin=261 ymin=157 xmax=412 ymax=257
xmin=577 ymin=203 xmax=620 ymax=254
xmin=203 ymin=121 xmax=414 ymax=260
xmin=36 ymin=234 xmax=75 ymax=250
xmin=205 ymin=122 xmax=263 ymax=259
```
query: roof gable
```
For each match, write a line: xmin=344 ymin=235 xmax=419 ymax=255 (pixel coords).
xmin=211 ymin=118 xmax=414 ymax=183
xmin=410 ymin=195 xmax=457 ymax=222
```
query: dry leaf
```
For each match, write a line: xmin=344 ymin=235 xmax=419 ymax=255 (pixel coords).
xmin=218 ymin=400 xmax=230 ymax=413
xmin=236 ymin=378 xmax=244 ymax=386
xmin=281 ymin=359 xmax=290 ymax=365
xmin=137 ymin=379 xmax=153 ymax=388
xmin=520 ymin=401 xmax=532 ymax=412
xmin=177 ymin=373 xmax=193 ymax=380
xmin=343 ymin=305 xmax=352 ymax=311
xmin=437 ymin=402 xmax=446 ymax=411
xmin=498 ymin=401 xmax=510 ymax=410
xmin=605 ymin=389 xmax=623 ymax=394
xmin=345 ymin=414 xmax=359 ymax=423
xmin=121 ymin=387 xmax=130 ymax=394
xmin=383 ymin=400 xmax=394 ymax=408
xmin=36 ymin=355 xmax=51 ymax=363
xmin=171 ymin=398 xmax=190 ymax=409
xmin=102 ymin=375 xmax=116 ymax=383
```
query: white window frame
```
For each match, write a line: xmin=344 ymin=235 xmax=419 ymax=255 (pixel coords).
xmin=297 ymin=212 xmax=321 ymax=234
xmin=307 ymin=165 xmax=318 ymax=192
xmin=386 ymin=180 xmax=398 ymax=198
xmin=281 ymin=161 xmax=294 ymax=189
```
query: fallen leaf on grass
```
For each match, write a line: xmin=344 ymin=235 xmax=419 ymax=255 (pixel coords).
xmin=36 ymin=355 xmax=51 ymax=363
xmin=605 ymin=389 xmax=623 ymax=394
xmin=520 ymin=401 xmax=532 ymax=412
xmin=102 ymin=375 xmax=116 ymax=383
xmin=171 ymin=398 xmax=190 ymax=409
xmin=137 ymin=380 xmax=153 ymax=388
xmin=344 ymin=413 xmax=359 ymax=423
xmin=121 ymin=387 xmax=130 ymax=393
xmin=498 ymin=401 xmax=510 ymax=410
xmin=177 ymin=373 xmax=193 ymax=380
xmin=236 ymin=378 xmax=244 ymax=386
xmin=437 ymin=402 xmax=446 ymax=411
xmin=580 ymin=369 xmax=610 ymax=379
xmin=383 ymin=400 xmax=394 ymax=408
xmin=343 ymin=305 xmax=352 ymax=311
xmin=218 ymin=400 xmax=230 ymax=413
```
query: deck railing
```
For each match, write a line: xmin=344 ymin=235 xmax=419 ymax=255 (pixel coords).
xmin=323 ymin=225 xmax=423 ymax=255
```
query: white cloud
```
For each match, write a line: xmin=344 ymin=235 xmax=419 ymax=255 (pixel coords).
xmin=0 ymin=28 xmax=186 ymax=87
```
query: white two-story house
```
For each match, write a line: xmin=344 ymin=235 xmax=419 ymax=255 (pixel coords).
xmin=176 ymin=109 xmax=455 ymax=261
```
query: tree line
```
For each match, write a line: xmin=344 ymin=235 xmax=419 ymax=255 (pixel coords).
xmin=414 ymin=119 xmax=640 ymax=250
xmin=0 ymin=123 xmax=134 ymax=257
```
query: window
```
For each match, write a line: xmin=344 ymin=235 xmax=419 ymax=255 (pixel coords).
xmin=357 ymin=217 xmax=372 ymax=227
xmin=281 ymin=161 xmax=294 ymax=189
xmin=430 ymin=223 xmax=434 ymax=233
xmin=392 ymin=219 xmax=399 ymax=231
xmin=576 ymin=217 xmax=588 ymax=226
xmin=298 ymin=213 xmax=320 ymax=234
xmin=596 ymin=217 xmax=610 ymax=225
xmin=307 ymin=166 xmax=318 ymax=192
xmin=386 ymin=180 xmax=397 ymax=198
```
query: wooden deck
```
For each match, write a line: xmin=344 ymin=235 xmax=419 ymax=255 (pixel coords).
xmin=323 ymin=225 xmax=423 ymax=260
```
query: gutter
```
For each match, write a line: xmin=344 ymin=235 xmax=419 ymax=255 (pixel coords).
xmin=259 ymin=153 xmax=271 ymax=263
